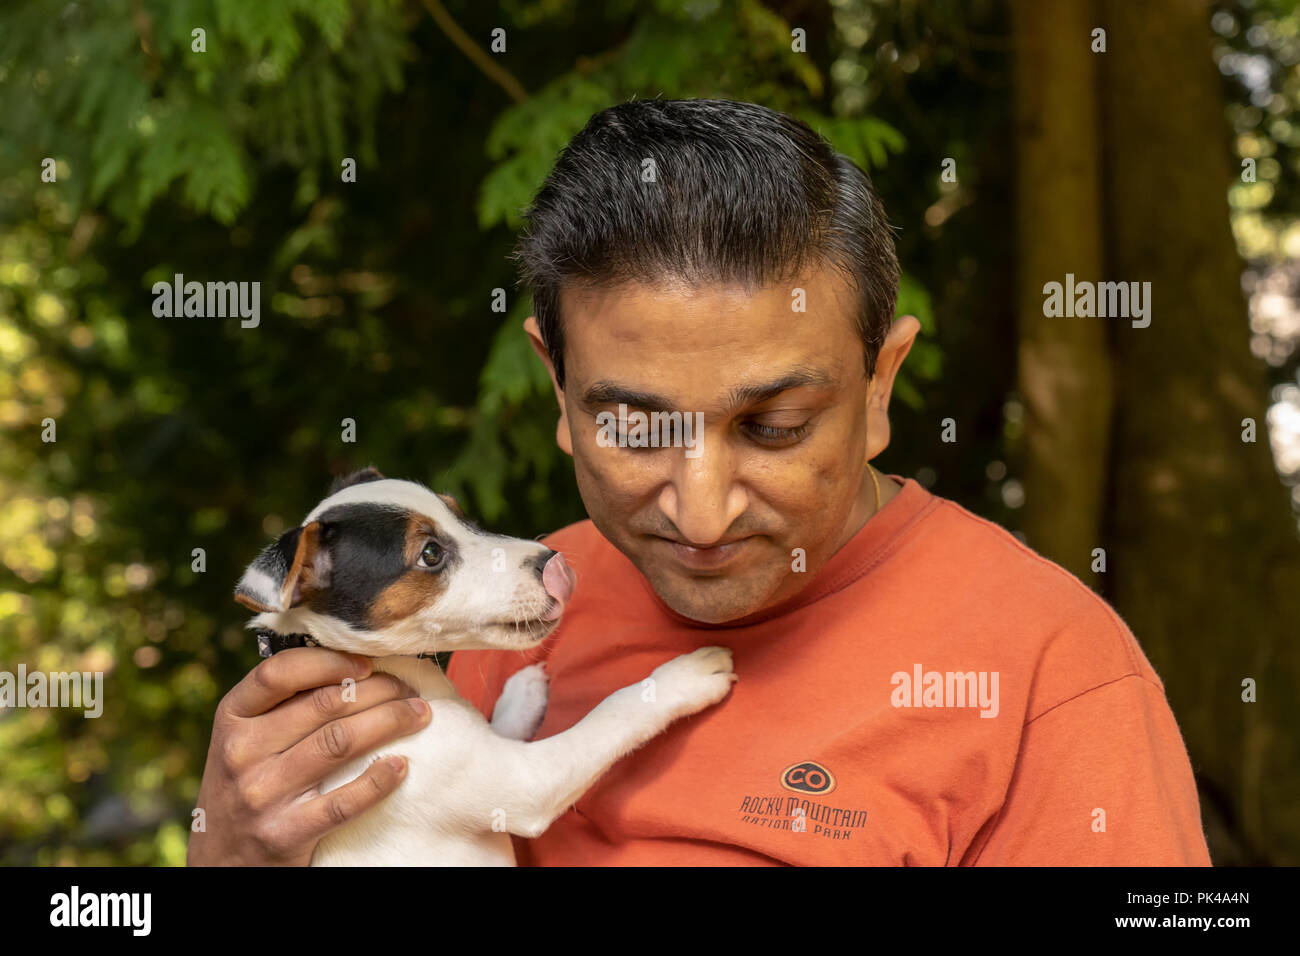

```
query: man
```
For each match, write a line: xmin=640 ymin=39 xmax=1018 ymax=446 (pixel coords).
xmin=189 ymin=99 xmax=1211 ymax=866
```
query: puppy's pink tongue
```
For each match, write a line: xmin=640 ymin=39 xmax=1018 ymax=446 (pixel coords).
xmin=541 ymin=553 xmax=575 ymax=621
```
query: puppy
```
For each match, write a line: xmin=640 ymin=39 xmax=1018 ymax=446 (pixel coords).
xmin=234 ymin=467 xmax=737 ymax=866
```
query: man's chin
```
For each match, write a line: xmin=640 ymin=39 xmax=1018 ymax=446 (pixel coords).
xmin=645 ymin=567 xmax=777 ymax=624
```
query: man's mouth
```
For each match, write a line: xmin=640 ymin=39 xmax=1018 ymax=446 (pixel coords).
xmin=657 ymin=535 xmax=752 ymax=572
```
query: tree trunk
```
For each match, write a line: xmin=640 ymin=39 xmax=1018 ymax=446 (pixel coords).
xmin=1012 ymin=0 xmax=1113 ymax=581
xmin=1100 ymin=0 xmax=1300 ymax=864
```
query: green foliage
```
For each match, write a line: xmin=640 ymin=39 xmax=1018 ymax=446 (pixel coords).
xmin=0 ymin=0 xmax=407 ymax=235
xmin=893 ymin=273 xmax=941 ymax=410
xmin=794 ymin=112 xmax=906 ymax=170
xmin=1217 ymin=0 xmax=1300 ymax=254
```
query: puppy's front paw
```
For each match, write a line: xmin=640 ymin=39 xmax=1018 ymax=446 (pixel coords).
xmin=648 ymin=646 xmax=737 ymax=715
xmin=491 ymin=662 xmax=550 ymax=741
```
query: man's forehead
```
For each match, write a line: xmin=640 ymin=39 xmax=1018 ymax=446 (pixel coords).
xmin=559 ymin=267 xmax=854 ymax=314
xmin=557 ymin=267 xmax=863 ymax=407
xmin=560 ymin=275 xmax=763 ymax=311
xmin=560 ymin=268 xmax=858 ymax=356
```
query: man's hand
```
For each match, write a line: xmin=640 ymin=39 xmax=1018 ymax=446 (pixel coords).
xmin=187 ymin=647 xmax=432 ymax=866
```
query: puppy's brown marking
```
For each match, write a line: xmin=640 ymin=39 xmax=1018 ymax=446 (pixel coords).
xmin=281 ymin=521 xmax=325 ymax=609
xmin=437 ymin=494 xmax=466 ymax=519
xmin=368 ymin=513 xmax=451 ymax=630
xmin=234 ymin=591 xmax=271 ymax=614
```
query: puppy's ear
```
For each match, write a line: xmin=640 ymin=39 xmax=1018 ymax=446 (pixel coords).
xmin=437 ymin=493 xmax=466 ymax=519
xmin=329 ymin=465 xmax=385 ymax=495
xmin=235 ymin=521 xmax=330 ymax=613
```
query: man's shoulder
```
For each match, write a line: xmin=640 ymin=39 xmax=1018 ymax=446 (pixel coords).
xmin=919 ymin=493 xmax=1166 ymax=712
xmin=923 ymin=494 xmax=1109 ymax=610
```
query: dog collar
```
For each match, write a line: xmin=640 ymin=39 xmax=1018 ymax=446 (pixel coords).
xmin=254 ymin=627 xmax=321 ymax=658
xmin=254 ymin=627 xmax=438 ymax=661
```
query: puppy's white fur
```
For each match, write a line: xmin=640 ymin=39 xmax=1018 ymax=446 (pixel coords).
xmin=243 ymin=479 xmax=737 ymax=866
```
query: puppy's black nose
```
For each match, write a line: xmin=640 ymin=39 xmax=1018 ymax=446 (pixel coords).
xmin=527 ymin=548 xmax=558 ymax=577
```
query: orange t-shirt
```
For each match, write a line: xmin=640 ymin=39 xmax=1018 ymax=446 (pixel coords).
xmin=447 ymin=475 xmax=1212 ymax=866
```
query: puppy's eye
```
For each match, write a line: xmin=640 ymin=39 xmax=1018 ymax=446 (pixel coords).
xmin=418 ymin=541 xmax=446 ymax=570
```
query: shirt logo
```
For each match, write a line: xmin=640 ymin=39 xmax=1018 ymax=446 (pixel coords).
xmin=736 ymin=761 xmax=868 ymax=840
xmin=781 ymin=760 xmax=836 ymax=795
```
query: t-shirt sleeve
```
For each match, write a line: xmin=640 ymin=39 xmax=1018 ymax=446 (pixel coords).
xmin=968 ymin=674 xmax=1212 ymax=866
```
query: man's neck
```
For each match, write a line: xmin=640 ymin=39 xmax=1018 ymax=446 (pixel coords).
xmin=829 ymin=466 xmax=902 ymax=558
xmin=877 ymin=469 xmax=904 ymax=509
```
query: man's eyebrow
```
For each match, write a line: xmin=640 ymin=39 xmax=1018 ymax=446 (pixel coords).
xmin=581 ymin=367 xmax=835 ymax=414
xmin=581 ymin=382 xmax=675 ymax=412
xmin=726 ymin=367 xmax=835 ymax=408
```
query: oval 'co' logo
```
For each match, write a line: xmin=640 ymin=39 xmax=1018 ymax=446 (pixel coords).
xmin=781 ymin=761 xmax=836 ymax=795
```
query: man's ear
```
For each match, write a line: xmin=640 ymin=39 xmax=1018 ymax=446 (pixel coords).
xmin=329 ymin=465 xmax=385 ymax=495
xmin=234 ymin=521 xmax=329 ymax=614
xmin=523 ymin=315 xmax=573 ymax=456
xmin=864 ymin=315 xmax=922 ymax=460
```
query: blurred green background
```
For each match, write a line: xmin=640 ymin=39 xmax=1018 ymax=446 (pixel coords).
xmin=1 ymin=0 xmax=1297 ymax=865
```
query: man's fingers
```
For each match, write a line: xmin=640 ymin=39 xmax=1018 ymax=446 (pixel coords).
xmin=295 ymin=755 xmax=410 ymax=852
xmin=279 ymin=697 xmax=432 ymax=793
xmin=261 ymin=673 xmax=421 ymax=753
xmin=224 ymin=647 xmax=373 ymax=718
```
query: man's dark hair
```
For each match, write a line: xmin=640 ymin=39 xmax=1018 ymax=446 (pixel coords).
xmin=511 ymin=98 xmax=900 ymax=391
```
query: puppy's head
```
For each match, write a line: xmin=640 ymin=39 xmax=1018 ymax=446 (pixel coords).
xmin=234 ymin=467 xmax=576 ymax=656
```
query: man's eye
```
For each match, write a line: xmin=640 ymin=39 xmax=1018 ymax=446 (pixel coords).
xmin=742 ymin=421 xmax=811 ymax=445
xmin=419 ymin=541 xmax=446 ymax=569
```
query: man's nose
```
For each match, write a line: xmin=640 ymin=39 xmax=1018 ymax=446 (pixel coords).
xmin=657 ymin=437 xmax=748 ymax=546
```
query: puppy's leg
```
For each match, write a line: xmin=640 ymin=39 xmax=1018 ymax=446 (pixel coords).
xmin=496 ymin=646 xmax=736 ymax=838
xmin=490 ymin=662 xmax=550 ymax=742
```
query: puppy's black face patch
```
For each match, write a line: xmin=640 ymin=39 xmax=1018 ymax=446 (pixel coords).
xmin=309 ymin=503 xmax=461 ymax=630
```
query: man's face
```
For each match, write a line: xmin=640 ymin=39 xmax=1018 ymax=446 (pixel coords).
xmin=535 ymin=264 xmax=899 ymax=624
